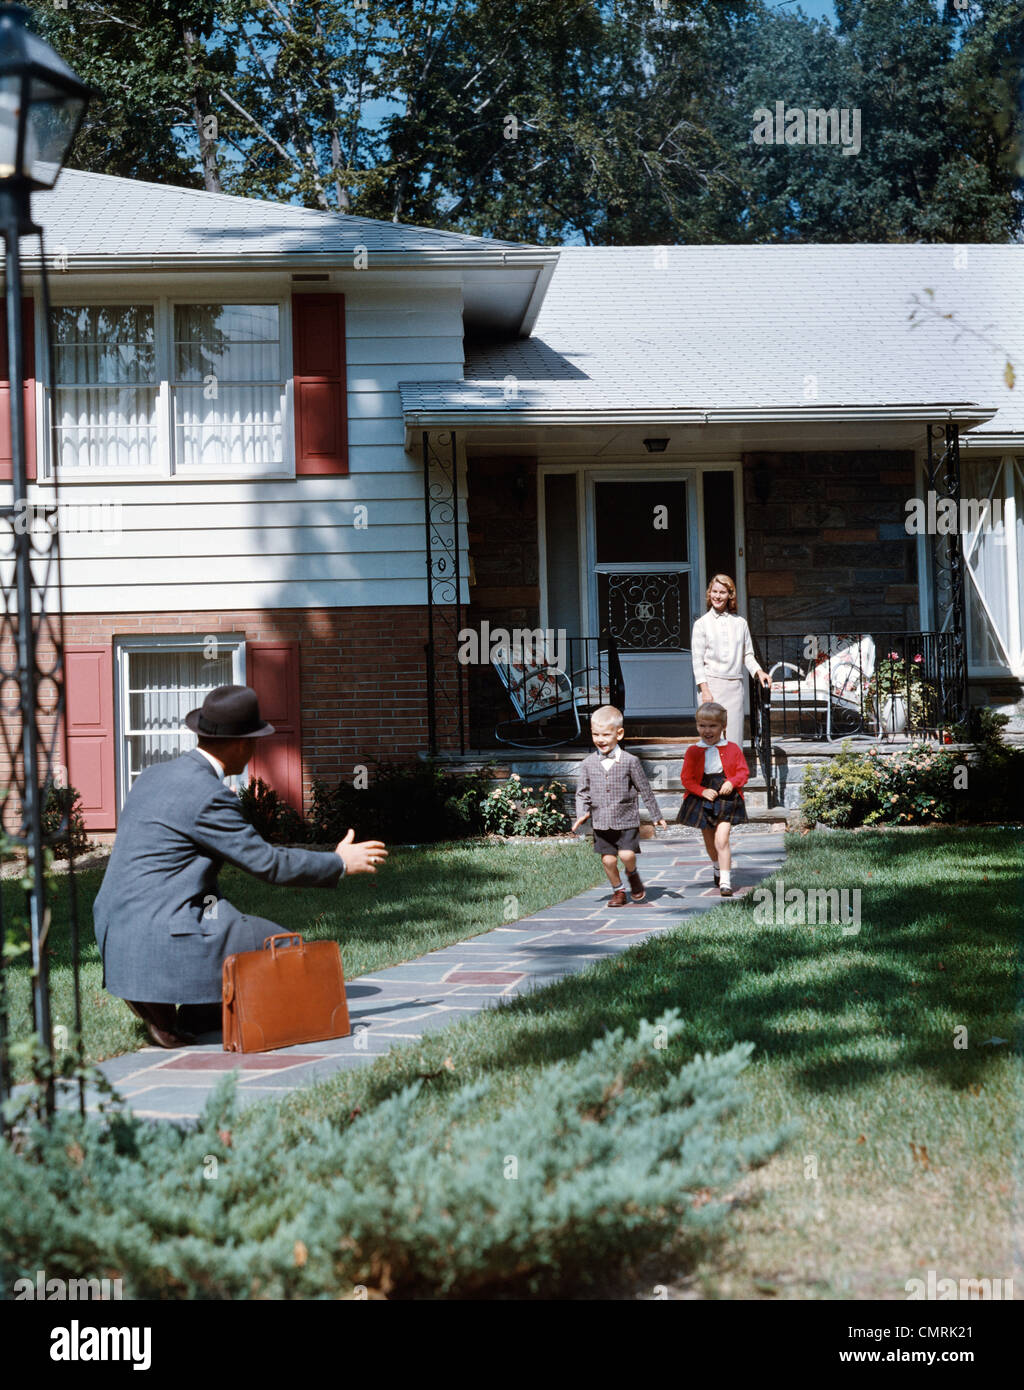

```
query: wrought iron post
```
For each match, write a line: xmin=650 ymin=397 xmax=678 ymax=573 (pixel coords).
xmin=0 ymin=197 xmax=64 ymax=1120
xmin=0 ymin=2 xmax=92 ymax=1130
xmin=924 ymin=422 xmax=970 ymax=729
xmin=422 ymin=429 xmax=465 ymax=756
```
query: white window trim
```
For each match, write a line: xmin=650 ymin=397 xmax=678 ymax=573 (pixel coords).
xmin=37 ymin=296 xmax=293 ymax=484
xmin=114 ymin=633 xmax=247 ymax=812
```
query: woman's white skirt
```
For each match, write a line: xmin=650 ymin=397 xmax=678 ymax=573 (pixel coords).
xmin=703 ymin=677 xmax=746 ymax=743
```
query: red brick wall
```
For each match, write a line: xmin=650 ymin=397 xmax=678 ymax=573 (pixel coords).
xmin=0 ymin=606 xmax=463 ymax=831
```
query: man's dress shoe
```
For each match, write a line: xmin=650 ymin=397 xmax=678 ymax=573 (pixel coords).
xmin=175 ymin=1003 xmax=222 ymax=1036
xmin=126 ymin=1000 xmax=195 ymax=1049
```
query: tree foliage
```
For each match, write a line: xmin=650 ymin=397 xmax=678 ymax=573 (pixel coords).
xmin=29 ymin=0 xmax=1023 ymax=242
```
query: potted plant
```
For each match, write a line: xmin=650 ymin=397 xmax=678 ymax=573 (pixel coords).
xmin=868 ymin=651 xmax=936 ymax=734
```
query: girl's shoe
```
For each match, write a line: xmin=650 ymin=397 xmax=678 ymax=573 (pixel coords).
xmin=719 ymin=884 xmax=734 ymax=897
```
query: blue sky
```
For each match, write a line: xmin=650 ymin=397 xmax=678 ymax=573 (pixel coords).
xmin=770 ymin=0 xmax=838 ymax=22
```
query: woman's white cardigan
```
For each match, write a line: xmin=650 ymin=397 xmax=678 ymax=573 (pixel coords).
xmin=691 ymin=609 xmax=761 ymax=687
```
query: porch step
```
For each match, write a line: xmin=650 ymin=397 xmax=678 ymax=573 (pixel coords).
xmin=433 ymin=747 xmax=780 ymax=813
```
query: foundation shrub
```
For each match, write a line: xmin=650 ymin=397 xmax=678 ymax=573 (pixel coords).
xmin=0 ymin=1013 xmax=790 ymax=1299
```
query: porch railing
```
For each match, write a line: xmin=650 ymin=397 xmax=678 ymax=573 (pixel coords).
xmin=752 ymin=630 xmax=967 ymax=741
xmin=748 ymin=673 xmax=779 ymax=806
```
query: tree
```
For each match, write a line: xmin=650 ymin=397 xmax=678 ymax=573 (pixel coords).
xmin=33 ymin=0 xmax=1023 ymax=243
xmin=32 ymin=0 xmax=228 ymax=191
xmin=707 ymin=0 xmax=1023 ymax=242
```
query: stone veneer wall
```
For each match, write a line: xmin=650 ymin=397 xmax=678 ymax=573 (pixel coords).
xmin=741 ymin=451 xmax=920 ymax=636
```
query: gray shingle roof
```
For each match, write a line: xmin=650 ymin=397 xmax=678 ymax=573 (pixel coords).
xmin=32 ymin=168 xmax=528 ymax=257
xmin=401 ymin=245 xmax=1024 ymax=434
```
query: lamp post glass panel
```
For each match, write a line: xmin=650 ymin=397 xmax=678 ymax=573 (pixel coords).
xmin=0 ymin=3 xmax=90 ymax=1119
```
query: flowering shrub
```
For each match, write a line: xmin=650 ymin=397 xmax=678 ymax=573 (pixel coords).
xmin=802 ymin=742 xmax=962 ymax=826
xmin=479 ymin=774 xmax=571 ymax=836
xmin=866 ymin=651 xmax=936 ymax=728
xmin=862 ymin=745 xmax=960 ymax=825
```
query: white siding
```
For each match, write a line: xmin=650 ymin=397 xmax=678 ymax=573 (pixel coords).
xmin=18 ymin=276 xmax=466 ymax=613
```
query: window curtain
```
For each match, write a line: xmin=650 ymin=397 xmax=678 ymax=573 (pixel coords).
xmin=52 ymin=305 xmax=157 ymax=469
xmin=125 ymin=649 xmax=233 ymax=785
xmin=174 ymin=304 xmax=282 ymax=468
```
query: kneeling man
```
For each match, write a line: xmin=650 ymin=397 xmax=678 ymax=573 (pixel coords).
xmin=93 ymin=685 xmax=387 ymax=1047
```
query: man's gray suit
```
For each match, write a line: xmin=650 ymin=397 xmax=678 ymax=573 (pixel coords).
xmin=93 ymin=750 xmax=344 ymax=1004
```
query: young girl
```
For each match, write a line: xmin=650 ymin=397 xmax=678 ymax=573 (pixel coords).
xmin=678 ymin=701 xmax=748 ymax=896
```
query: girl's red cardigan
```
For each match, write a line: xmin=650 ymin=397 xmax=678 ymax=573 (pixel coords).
xmin=681 ymin=742 xmax=750 ymax=799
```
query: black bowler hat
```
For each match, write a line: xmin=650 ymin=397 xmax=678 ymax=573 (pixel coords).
xmin=184 ymin=685 xmax=275 ymax=739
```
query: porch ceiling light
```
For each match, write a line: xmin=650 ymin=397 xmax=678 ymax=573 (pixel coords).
xmin=0 ymin=4 xmax=91 ymax=193
xmin=643 ymin=438 xmax=670 ymax=453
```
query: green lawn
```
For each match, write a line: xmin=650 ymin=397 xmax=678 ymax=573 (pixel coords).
xmin=3 ymin=839 xmax=603 ymax=1076
xmin=4 ymin=827 xmax=1019 ymax=1298
xmin=260 ymin=826 xmax=1021 ymax=1299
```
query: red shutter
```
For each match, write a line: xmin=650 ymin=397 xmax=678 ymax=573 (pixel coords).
xmin=0 ymin=297 xmax=37 ymax=481
xmin=65 ymin=645 xmax=116 ymax=830
xmin=248 ymin=640 xmax=304 ymax=812
xmin=292 ymin=292 xmax=348 ymax=475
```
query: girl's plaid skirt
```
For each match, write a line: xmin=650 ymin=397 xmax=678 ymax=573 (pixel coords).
xmin=677 ymin=772 xmax=747 ymax=829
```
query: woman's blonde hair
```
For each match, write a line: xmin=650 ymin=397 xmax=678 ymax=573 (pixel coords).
xmin=706 ymin=573 xmax=738 ymax=613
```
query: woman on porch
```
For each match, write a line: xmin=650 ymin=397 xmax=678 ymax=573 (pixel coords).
xmin=691 ymin=574 xmax=772 ymax=742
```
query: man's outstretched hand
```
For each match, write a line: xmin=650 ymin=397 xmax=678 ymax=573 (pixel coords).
xmin=335 ymin=828 xmax=388 ymax=874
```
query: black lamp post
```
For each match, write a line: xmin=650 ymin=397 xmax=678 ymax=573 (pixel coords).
xmin=0 ymin=4 xmax=90 ymax=1118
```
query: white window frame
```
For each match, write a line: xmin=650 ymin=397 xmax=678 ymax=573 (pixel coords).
xmin=46 ymin=302 xmax=161 ymax=479
xmin=38 ymin=295 xmax=293 ymax=482
xmin=169 ymin=300 xmax=288 ymax=478
xmin=114 ymin=633 xmax=247 ymax=812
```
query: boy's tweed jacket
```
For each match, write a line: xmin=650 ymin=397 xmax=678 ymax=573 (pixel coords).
xmin=575 ymin=749 xmax=663 ymax=829
xmin=93 ymin=750 xmax=344 ymax=1005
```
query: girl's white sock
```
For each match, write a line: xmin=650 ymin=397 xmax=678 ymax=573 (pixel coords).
xmin=719 ymin=869 xmax=732 ymax=889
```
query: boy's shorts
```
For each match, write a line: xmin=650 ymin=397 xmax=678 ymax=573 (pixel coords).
xmin=593 ymin=826 xmax=641 ymax=856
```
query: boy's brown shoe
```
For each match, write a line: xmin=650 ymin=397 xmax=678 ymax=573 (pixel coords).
xmin=627 ymin=871 xmax=646 ymax=902
xmin=608 ymin=888 xmax=628 ymax=908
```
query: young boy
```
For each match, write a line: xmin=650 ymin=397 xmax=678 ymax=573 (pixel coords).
xmin=571 ymin=705 xmax=667 ymax=906
xmin=678 ymin=700 xmax=749 ymax=896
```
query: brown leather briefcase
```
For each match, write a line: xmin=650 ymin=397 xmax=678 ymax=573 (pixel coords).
xmin=222 ymin=933 xmax=351 ymax=1053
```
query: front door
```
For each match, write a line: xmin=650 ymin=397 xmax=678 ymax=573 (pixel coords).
xmin=586 ymin=475 xmax=698 ymax=717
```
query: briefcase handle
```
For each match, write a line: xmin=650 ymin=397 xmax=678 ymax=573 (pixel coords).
xmin=264 ymin=933 xmax=304 ymax=959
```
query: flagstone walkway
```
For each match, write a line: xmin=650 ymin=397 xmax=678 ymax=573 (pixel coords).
xmin=57 ymin=828 xmax=786 ymax=1123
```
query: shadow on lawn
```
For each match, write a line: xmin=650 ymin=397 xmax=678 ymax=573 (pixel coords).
xmin=341 ymin=838 xmax=1019 ymax=1109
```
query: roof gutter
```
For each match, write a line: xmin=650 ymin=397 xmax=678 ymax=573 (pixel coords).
xmin=403 ymin=402 xmax=997 ymax=429
xmin=18 ymin=248 xmax=562 ymax=275
xmin=958 ymin=431 xmax=1023 ymax=450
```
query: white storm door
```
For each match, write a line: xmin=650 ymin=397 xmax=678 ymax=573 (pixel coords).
xmin=586 ymin=475 xmax=698 ymax=717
